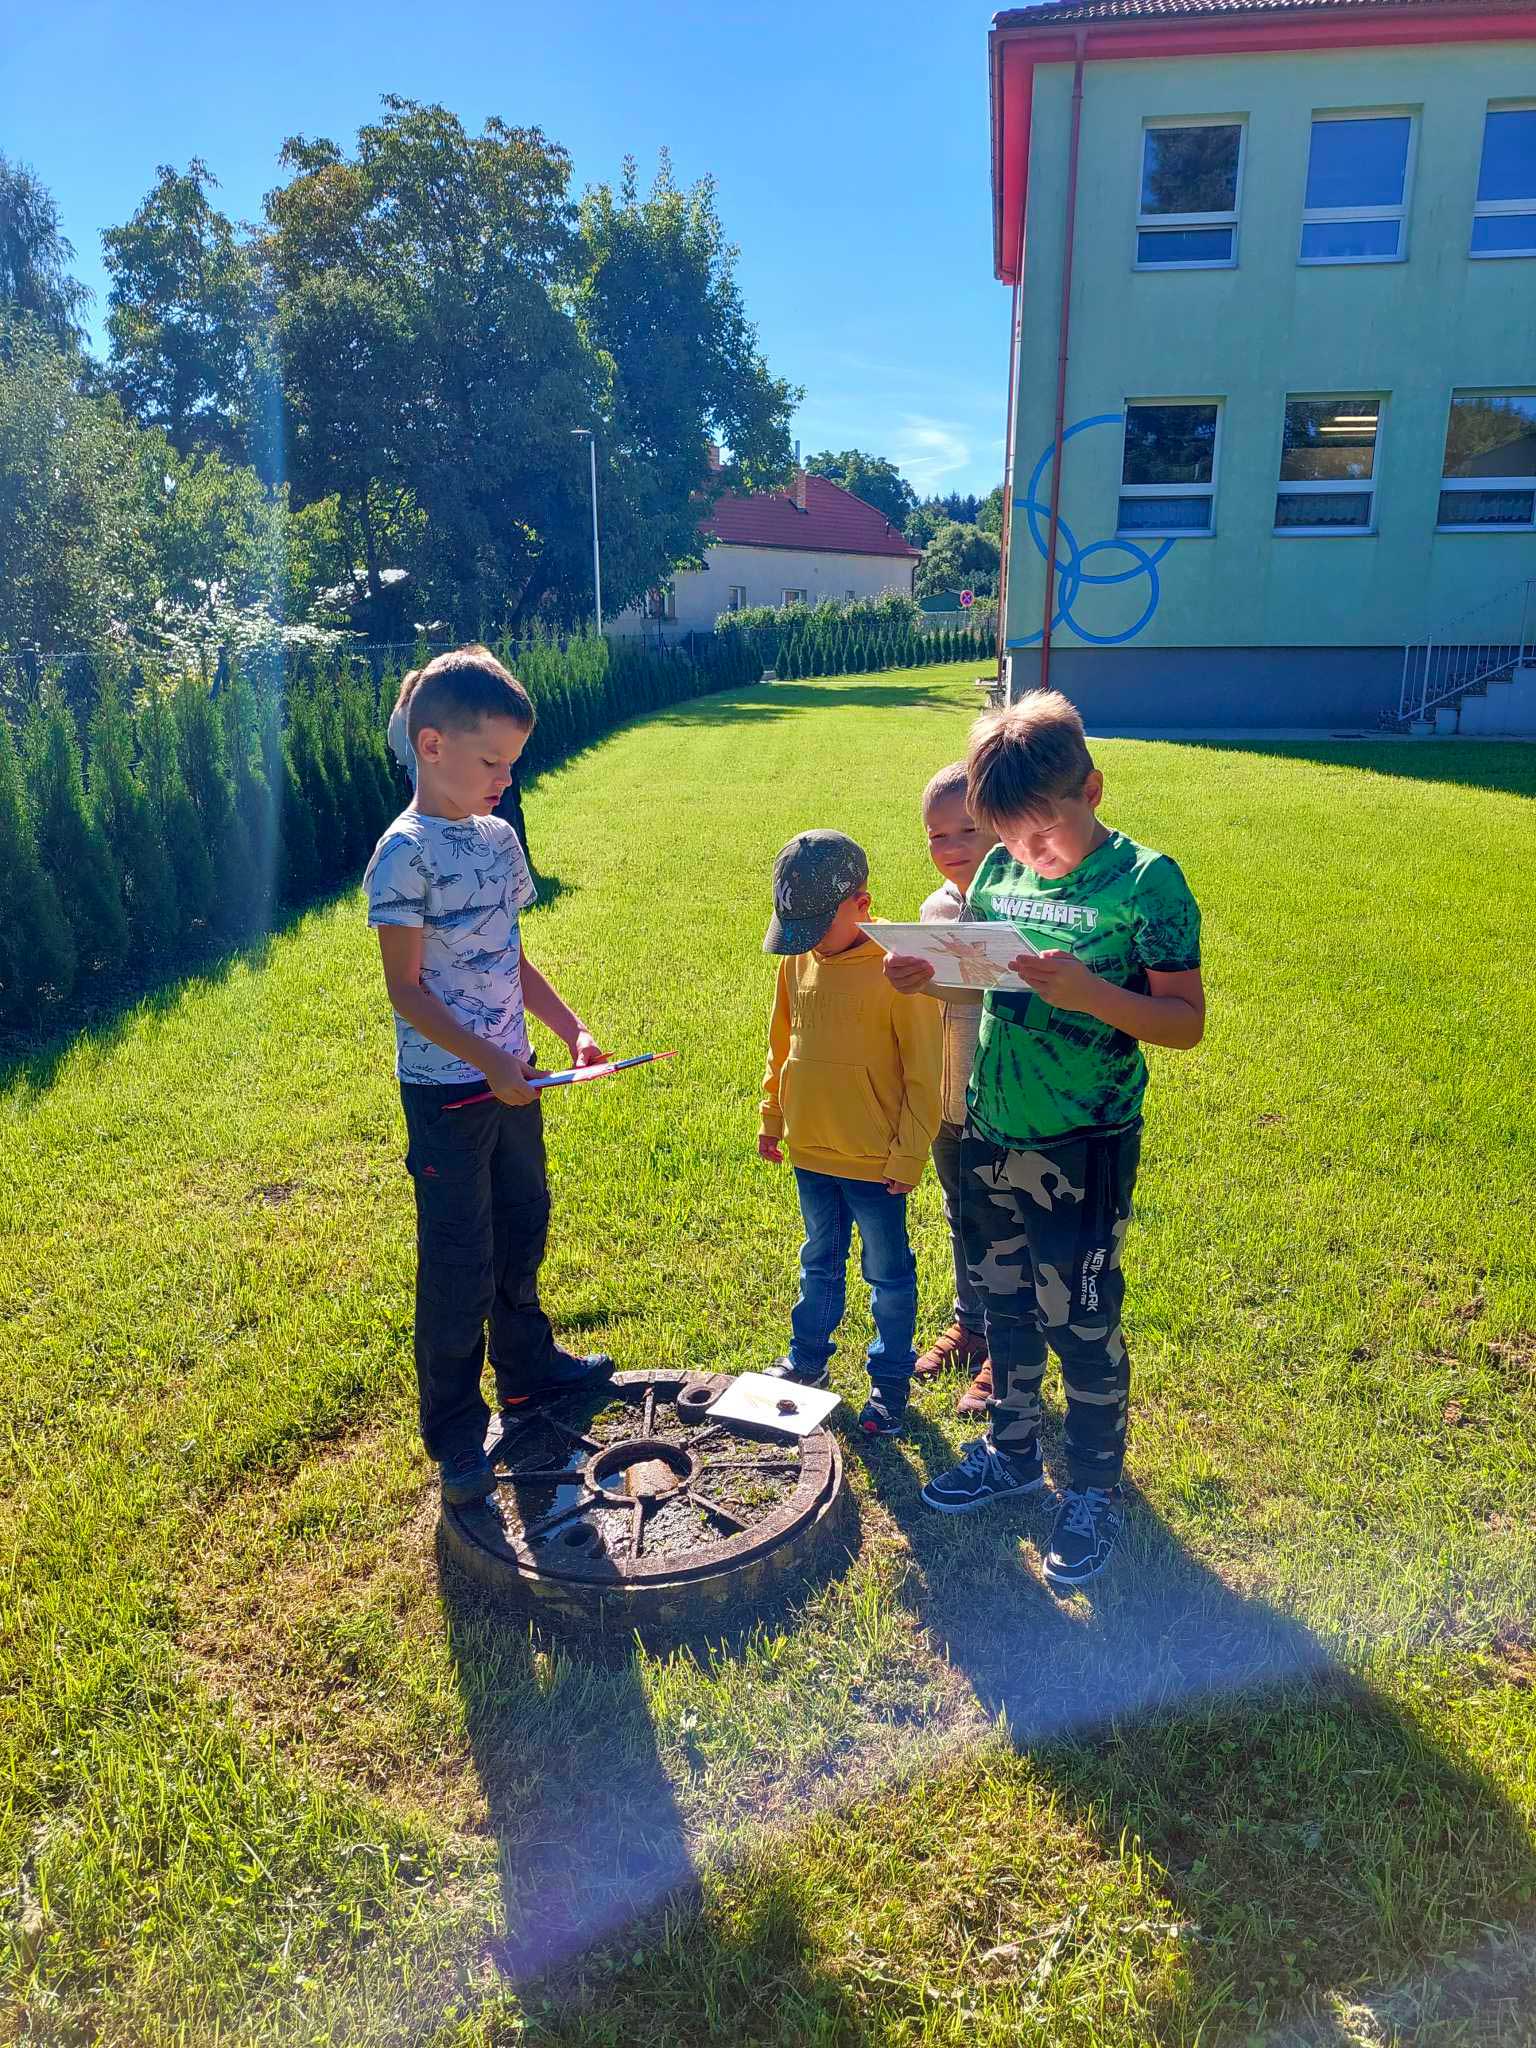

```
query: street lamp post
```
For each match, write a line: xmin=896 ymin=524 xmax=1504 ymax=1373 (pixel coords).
xmin=571 ymin=427 xmax=603 ymax=636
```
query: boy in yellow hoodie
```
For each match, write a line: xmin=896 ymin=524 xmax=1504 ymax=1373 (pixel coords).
xmin=758 ymin=831 xmax=943 ymax=1438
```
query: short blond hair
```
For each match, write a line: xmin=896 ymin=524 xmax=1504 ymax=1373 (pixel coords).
xmin=966 ymin=691 xmax=1093 ymax=831
xmin=921 ymin=760 xmax=970 ymax=817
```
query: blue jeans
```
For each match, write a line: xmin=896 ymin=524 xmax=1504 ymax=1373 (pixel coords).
xmin=789 ymin=1169 xmax=917 ymax=1394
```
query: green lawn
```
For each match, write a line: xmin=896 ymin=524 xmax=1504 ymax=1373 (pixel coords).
xmin=4 ymin=663 xmax=1536 ymax=2047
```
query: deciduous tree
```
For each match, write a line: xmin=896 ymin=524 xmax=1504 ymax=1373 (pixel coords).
xmin=104 ymin=162 xmax=271 ymax=469
xmin=805 ymin=449 xmax=915 ymax=531
xmin=914 ymin=519 xmax=1000 ymax=600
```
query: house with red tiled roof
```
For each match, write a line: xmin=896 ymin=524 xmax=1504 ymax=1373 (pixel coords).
xmin=612 ymin=466 xmax=921 ymax=638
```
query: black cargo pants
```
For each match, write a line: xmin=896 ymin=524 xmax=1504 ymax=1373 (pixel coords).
xmin=400 ymin=1081 xmax=557 ymax=1458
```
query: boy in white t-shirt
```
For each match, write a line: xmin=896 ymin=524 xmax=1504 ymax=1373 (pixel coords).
xmin=364 ymin=645 xmax=613 ymax=1505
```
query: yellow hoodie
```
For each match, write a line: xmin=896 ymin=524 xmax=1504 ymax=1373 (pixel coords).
xmin=759 ymin=933 xmax=943 ymax=1186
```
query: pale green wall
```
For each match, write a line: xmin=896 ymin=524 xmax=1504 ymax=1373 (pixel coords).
xmin=1006 ymin=41 xmax=1536 ymax=653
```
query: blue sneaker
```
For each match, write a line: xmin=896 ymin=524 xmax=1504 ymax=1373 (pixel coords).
xmin=857 ymin=1388 xmax=907 ymax=1439
xmin=921 ymin=1435 xmax=1045 ymax=1515
xmin=439 ymin=1444 xmax=496 ymax=1506
xmin=1042 ymin=1486 xmax=1124 ymax=1587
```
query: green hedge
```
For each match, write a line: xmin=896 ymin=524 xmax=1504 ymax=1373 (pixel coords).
xmin=715 ymin=594 xmax=992 ymax=680
xmin=0 ymin=629 xmax=757 ymax=1031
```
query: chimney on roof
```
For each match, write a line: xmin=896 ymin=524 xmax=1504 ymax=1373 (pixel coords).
xmin=791 ymin=468 xmax=808 ymax=513
xmin=705 ymin=441 xmax=722 ymax=471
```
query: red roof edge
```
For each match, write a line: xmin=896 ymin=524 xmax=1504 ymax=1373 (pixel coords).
xmin=701 ymin=471 xmax=923 ymax=559
xmin=990 ymin=3 xmax=1536 ymax=283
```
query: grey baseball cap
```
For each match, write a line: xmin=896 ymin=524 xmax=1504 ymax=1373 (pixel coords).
xmin=763 ymin=830 xmax=869 ymax=954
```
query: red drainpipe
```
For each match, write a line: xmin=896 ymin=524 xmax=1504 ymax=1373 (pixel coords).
xmin=995 ymin=267 xmax=1025 ymax=697
xmin=1039 ymin=35 xmax=1086 ymax=695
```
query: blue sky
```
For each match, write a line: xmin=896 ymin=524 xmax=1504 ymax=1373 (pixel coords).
xmin=3 ymin=0 xmax=1011 ymax=498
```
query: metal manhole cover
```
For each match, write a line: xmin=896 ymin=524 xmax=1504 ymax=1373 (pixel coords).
xmin=439 ymin=1371 xmax=848 ymax=1641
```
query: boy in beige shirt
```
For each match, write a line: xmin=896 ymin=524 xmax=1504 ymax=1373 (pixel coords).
xmin=913 ymin=763 xmax=993 ymax=1412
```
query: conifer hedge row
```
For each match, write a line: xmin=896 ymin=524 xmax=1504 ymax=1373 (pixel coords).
xmin=0 ymin=629 xmax=757 ymax=1030
xmin=716 ymin=596 xmax=991 ymax=682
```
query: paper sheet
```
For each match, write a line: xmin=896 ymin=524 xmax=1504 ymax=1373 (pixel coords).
xmin=859 ymin=920 xmax=1045 ymax=991
xmin=706 ymin=1372 xmax=843 ymax=1437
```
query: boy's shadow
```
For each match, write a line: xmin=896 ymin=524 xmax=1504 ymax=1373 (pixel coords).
xmin=435 ymin=1535 xmax=695 ymax=1985
xmin=885 ymin=1402 xmax=1536 ymax=2031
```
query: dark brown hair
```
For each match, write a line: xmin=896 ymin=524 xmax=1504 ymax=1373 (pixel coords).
xmin=966 ymin=691 xmax=1094 ymax=830
xmin=404 ymin=644 xmax=535 ymax=745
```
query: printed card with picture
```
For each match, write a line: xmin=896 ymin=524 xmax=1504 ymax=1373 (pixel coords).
xmin=859 ymin=921 xmax=1045 ymax=991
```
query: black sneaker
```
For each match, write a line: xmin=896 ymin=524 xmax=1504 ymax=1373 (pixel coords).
xmin=1042 ymin=1486 xmax=1124 ymax=1587
xmin=764 ymin=1355 xmax=831 ymax=1390
xmin=500 ymin=1350 xmax=614 ymax=1417
xmin=921 ymin=1435 xmax=1045 ymax=1515
xmin=439 ymin=1444 xmax=496 ymax=1505
xmin=857 ymin=1389 xmax=907 ymax=1439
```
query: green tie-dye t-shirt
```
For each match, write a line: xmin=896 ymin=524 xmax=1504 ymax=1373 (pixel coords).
xmin=965 ymin=831 xmax=1201 ymax=1147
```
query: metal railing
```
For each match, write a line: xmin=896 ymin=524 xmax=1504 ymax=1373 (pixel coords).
xmin=1399 ymin=575 xmax=1534 ymax=726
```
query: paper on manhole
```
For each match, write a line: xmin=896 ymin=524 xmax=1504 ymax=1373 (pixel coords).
xmin=707 ymin=1372 xmax=842 ymax=1437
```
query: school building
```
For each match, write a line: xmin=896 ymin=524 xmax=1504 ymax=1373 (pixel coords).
xmin=990 ymin=0 xmax=1536 ymax=730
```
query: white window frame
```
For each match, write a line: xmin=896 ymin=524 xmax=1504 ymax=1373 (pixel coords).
xmin=1273 ymin=395 xmax=1384 ymax=537
xmin=727 ymin=584 xmax=747 ymax=610
xmin=1116 ymin=398 xmax=1223 ymax=538
xmin=1436 ymin=388 xmax=1536 ymax=532
xmin=1299 ymin=108 xmax=1416 ymax=266
xmin=781 ymin=588 xmax=809 ymax=606
xmin=1470 ymin=101 xmax=1536 ymax=260
xmin=1134 ymin=115 xmax=1245 ymax=272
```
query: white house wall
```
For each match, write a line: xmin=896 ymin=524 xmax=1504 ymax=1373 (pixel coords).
xmin=611 ymin=543 xmax=917 ymax=637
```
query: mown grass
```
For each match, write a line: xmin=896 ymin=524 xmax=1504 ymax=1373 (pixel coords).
xmin=3 ymin=664 xmax=1535 ymax=2046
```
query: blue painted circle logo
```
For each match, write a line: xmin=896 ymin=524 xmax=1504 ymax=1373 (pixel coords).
xmin=1013 ymin=414 xmax=1177 ymax=647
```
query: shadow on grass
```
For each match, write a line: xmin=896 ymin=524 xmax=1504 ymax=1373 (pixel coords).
xmin=437 ymin=1537 xmax=697 ymax=1986
xmin=648 ymin=677 xmax=972 ymax=727
xmin=1154 ymin=736 xmax=1536 ymax=801
xmin=527 ymin=866 xmax=573 ymax=913
xmin=0 ymin=914 xmax=286 ymax=1103
xmin=878 ymin=1404 xmax=1536 ymax=2037
xmin=469 ymin=1388 xmax=1536 ymax=2040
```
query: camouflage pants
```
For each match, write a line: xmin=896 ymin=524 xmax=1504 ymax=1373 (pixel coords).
xmin=958 ymin=1122 xmax=1141 ymax=1488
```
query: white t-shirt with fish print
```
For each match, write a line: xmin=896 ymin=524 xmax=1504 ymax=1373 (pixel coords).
xmin=364 ymin=808 xmax=537 ymax=1084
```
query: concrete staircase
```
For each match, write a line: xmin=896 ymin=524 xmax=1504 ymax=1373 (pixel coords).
xmin=1400 ymin=574 xmax=1534 ymax=735
xmin=1433 ymin=664 xmax=1536 ymax=736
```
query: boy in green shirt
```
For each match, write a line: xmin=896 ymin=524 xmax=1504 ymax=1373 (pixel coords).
xmin=882 ymin=691 xmax=1204 ymax=1585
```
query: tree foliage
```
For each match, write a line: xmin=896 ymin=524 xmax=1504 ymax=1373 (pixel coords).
xmin=0 ymin=317 xmax=145 ymax=656
xmin=575 ymin=154 xmax=797 ymax=616
xmin=104 ymin=162 xmax=271 ymax=469
xmin=805 ymin=448 xmax=916 ymax=531
xmin=0 ymin=154 xmax=92 ymax=348
xmin=914 ymin=520 xmax=1001 ymax=599
xmin=0 ymin=629 xmax=758 ymax=1033
xmin=7 ymin=116 xmax=802 ymax=665
xmin=263 ymin=109 xmax=798 ymax=634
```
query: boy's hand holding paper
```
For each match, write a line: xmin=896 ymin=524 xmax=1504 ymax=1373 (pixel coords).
xmin=861 ymin=920 xmax=1045 ymax=993
xmin=1014 ymin=947 xmax=1101 ymax=1014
